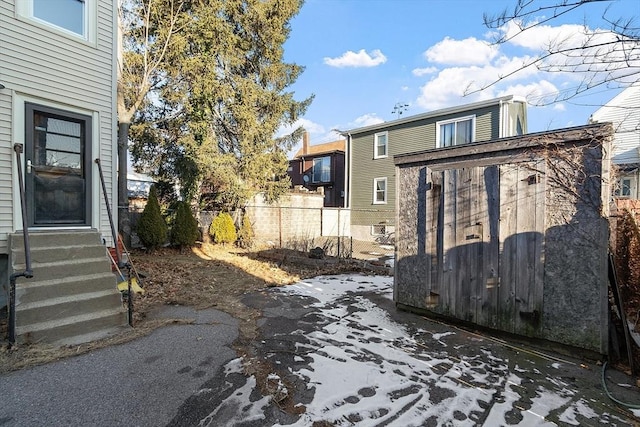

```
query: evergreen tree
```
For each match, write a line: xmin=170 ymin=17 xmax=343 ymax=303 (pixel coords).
xmin=129 ymin=0 xmax=311 ymax=210
xmin=237 ymin=213 xmax=255 ymax=249
xmin=136 ymin=185 xmax=168 ymax=251
xmin=170 ymin=201 xmax=200 ymax=249
xmin=209 ymin=212 xmax=237 ymax=245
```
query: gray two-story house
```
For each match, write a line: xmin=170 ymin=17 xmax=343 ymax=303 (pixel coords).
xmin=1 ymin=0 xmax=127 ymax=345
xmin=343 ymin=95 xmax=527 ymax=242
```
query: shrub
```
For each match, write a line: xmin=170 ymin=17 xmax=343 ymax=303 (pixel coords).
xmin=237 ymin=214 xmax=255 ymax=249
xmin=136 ymin=185 xmax=168 ymax=252
xmin=209 ymin=212 xmax=237 ymax=245
xmin=170 ymin=201 xmax=200 ymax=249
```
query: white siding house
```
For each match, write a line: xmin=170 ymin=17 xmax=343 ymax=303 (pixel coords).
xmin=0 ymin=0 xmax=127 ymax=344
xmin=590 ymin=84 xmax=640 ymax=198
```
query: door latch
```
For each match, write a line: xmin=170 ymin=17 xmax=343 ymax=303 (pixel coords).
xmin=26 ymin=159 xmax=32 ymax=173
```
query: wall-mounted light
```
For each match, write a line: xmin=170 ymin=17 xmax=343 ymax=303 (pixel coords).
xmin=0 ymin=83 xmax=5 ymax=90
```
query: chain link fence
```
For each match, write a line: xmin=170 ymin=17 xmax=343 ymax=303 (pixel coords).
xmin=243 ymin=205 xmax=395 ymax=262
xmin=127 ymin=204 xmax=395 ymax=263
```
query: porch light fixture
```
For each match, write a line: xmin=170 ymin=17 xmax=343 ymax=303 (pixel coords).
xmin=0 ymin=83 xmax=5 ymax=89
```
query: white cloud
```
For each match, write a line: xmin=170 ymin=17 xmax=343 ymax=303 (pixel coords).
xmin=324 ymin=49 xmax=387 ymax=68
xmin=412 ymin=66 xmax=438 ymax=77
xmin=553 ymin=103 xmax=566 ymax=112
xmin=350 ymin=113 xmax=385 ymax=128
xmin=500 ymin=20 xmax=587 ymax=52
xmin=424 ymin=36 xmax=499 ymax=66
xmin=415 ymin=54 xmax=540 ymax=110
xmin=277 ymin=118 xmax=325 ymax=138
xmin=411 ymin=15 xmax=640 ymax=114
xmin=499 ymin=20 xmax=640 ymax=86
xmin=496 ymin=80 xmax=560 ymax=105
xmin=401 ymin=86 xmax=409 ymax=91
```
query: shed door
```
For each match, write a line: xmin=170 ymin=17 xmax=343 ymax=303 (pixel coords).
xmin=25 ymin=103 xmax=92 ymax=226
xmin=427 ymin=161 xmax=545 ymax=337
xmin=498 ymin=161 xmax=545 ymax=336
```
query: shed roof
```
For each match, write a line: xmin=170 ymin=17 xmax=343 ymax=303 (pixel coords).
xmin=394 ymin=123 xmax=613 ymax=166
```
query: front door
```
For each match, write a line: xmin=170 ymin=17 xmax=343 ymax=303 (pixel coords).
xmin=25 ymin=103 xmax=92 ymax=226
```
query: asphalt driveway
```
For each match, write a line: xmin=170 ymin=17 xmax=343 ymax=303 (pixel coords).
xmin=1 ymin=274 xmax=639 ymax=426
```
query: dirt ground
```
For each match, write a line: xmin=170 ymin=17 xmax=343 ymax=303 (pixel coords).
xmin=0 ymin=244 xmax=378 ymax=374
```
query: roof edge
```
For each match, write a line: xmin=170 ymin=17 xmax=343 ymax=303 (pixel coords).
xmin=344 ymin=95 xmax=527 ymax=135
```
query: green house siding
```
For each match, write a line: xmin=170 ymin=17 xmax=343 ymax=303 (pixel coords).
xmin=350 ymin=104 xmax=503 ymax=228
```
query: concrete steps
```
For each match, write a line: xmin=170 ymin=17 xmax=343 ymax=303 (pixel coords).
xmin=9 ymin=230 xmax=128 ymax=345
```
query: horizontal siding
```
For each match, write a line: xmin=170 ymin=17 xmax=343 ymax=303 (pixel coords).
xmin=350 ymin=104 xmax=502 ymax=225
xmin=474 ymin=106 xmax=499 ymax=141
xmin=0 ymin=0 xmax=116 ymax=253
xmin=591 ymin=86 xmax=640 ymax=164
xmin=0 ymin=82 xmax=12 ymax=252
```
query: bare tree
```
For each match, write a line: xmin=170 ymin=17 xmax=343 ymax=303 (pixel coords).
xmin=117 ymin=0 xmax=186 ymax=245
xmin=471 ymin=0 xmax=639 ymax=105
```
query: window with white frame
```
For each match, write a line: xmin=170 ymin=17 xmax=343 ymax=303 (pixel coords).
xmin=617 ymin=177 xmax=633 ymax=197
xmin=312 ymin=156 xmax=331 ymax=183
xmin=373 ymin=177 xmax=387 ymax=204
xmin=17 ymin=0 xmax=93 ymax=41
xmin=437 ymin=116 xmax=474 ymax=148
xmin=374 ymin=132 xmax=388 ymax=158
xmin=371 ymin=224 xmax=387 ymax=236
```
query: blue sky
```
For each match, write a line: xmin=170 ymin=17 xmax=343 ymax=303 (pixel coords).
xmin=281 ymin=0 xmax=639 ymax=152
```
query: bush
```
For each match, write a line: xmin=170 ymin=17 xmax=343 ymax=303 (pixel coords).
xmin=137 ymin=185 xmax=168 ymax=251
xmin=170 ymin=201 xmax=200 ymax=249
xmin=209 ymin=212 xmax=237 ymax=245
xmin=237 ymin=214 xmax=255 ymax=249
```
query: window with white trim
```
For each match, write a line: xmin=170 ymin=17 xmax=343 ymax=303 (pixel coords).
xmin=312 ymin=156 xmax=331 ymax=183
xmin=17 ymin=0 xmax=93 ymax=41
xmin=371 ymin=224 xmax=387 ymax=236
xmin=437 ymin=116 xmax=475 ymax=148
xmin=616 ymin=177 xmax=633 ymax=197
xmin=373 ymin=177 xmax=387 ymax=204
xmin=374 ymin=132 xmax=388 ymax=158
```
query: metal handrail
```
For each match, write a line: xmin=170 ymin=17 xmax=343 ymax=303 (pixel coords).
xmin=95 ymin=158 xmax=133 ymax=326
xmin=95 ymin=158 xmax=122 ymax=267
xmin=9 ymin=144 xmax=33 ymax=344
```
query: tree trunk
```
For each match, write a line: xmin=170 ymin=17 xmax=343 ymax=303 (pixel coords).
xmin=118 ymin=121 xmax=131 ymax=249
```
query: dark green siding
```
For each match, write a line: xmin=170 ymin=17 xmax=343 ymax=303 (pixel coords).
xmin=350 ymin=104 xmax=503 ymax=226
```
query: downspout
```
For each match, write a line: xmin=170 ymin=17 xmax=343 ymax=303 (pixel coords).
xmin=499 ymin=99 xmax=505 ymax=138
xmin=345 ymin=133 xmax=352 ymax=208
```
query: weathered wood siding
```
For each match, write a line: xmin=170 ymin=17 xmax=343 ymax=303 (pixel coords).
xmin=395 ymin=124 xmax=612 ymax=353
xmin=0 ymin=0 xmax=117 ymax=252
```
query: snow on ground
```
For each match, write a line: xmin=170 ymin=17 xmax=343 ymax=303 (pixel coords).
xmin=205 ymin=274 xmax=632 ymax=426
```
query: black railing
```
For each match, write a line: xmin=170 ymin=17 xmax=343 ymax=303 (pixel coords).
xmin=96 ymin=158 xmax=133 ymax=326
xmin=9 ymin=144 xmax=34 ymax=344
xmin=95 ymin=159 xmax=122 ymax=267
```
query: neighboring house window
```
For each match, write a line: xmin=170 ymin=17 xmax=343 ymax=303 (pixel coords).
xmin=374 ymin=132 xmax=388 ymax=158
xmin=373 ymin=177 xmax=387 ymax=204
xmin=437 ymin=116 xmax=475 ymax=148
xmin=17 ymin=0 xmax=93 ymax=41
xmin=371 ymin=224 xmax=387 ymax=236
xmin=619 ymin=178 xmax=632 ymax=197
xmin=516 ymin=117 xmax=524 ymax=136
xmin=312 ymin=156 xmax=331 ymax=183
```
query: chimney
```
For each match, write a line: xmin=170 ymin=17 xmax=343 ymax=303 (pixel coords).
xmin=302 ymin=131 xmax=310 ymax=155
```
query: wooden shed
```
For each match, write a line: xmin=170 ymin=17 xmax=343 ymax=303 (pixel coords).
xmin=394 ymin=124 xmax=613 ymax=354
